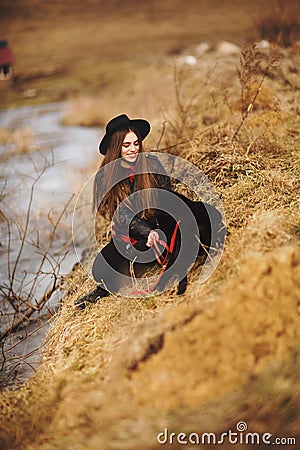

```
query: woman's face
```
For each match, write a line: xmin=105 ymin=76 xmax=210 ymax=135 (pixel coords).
xmin=121 ymin=131 xmax=140 ymax=163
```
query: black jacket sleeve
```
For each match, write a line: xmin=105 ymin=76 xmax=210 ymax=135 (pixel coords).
xmin=113 ymin=195 xmax=153 ymax=240
xmin=148 ymin=155 xmax=172 ymax=191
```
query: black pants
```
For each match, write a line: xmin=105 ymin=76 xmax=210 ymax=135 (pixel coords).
xmin=92 ymin=238 xmax=157 ymax=294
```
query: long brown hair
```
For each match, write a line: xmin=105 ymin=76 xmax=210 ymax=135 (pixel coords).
xmin=93 ymin=127 xmax=159 ymax=220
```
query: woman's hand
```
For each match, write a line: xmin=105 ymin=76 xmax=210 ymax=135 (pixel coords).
xmin=146 ymin=230 xmax=159 ymax=247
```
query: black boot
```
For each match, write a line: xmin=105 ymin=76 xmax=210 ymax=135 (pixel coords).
xmin=74 ymin=284 xmax=109 ymax=310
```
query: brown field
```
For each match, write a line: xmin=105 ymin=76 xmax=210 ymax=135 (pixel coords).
xmin=1 ymin=0 xmax=299 ymax=110
xmin=0 ymin=0 xmax=300 ymax=449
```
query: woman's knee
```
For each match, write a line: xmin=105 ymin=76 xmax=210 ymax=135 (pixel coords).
xmin=92 ymin=252 xmax=104 ymax=282
xmin=92 ymin=242 xmax=130 ymax=282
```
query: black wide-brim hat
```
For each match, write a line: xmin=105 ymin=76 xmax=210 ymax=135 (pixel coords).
xmin=99 ymin=114 xmax=151 ymax=155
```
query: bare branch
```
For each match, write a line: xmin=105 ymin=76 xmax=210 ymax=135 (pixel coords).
xmin=0 ymin=276 xmax=59 ymax=343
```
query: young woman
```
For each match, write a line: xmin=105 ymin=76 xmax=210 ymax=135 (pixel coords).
xmin=75 ymin=114 xmax=172 ymax=309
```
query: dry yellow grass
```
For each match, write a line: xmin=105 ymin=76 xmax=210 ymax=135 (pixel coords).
xmin=60 ymin=63 xmax=176 ymax=128
xmin=1 ymin=246 xmax=299 ymax=449
xmin=1 ymin=99 xmax=299 ymax=448
xmin=0 ymin=127 xmax=36 ymax=158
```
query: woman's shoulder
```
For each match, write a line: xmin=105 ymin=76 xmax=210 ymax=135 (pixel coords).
xmin=144 ymin=152 xmax=165 ymax=168
xmin=144 ymin=152 xmax=158 ymax=160
xmin=94 ymin=168 xmax=103 ymax=183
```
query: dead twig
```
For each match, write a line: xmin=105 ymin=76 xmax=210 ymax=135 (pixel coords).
xmin=232 ymin=43 xmax=281 ymax=143
xmin=0 ymin=156 xmax=74 ymax=345
xmin=0 ymin=275 xmax=59 ymax=343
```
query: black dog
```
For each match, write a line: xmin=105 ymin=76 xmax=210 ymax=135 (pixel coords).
xmin=145 ymin=191 xmax=225 ymax=295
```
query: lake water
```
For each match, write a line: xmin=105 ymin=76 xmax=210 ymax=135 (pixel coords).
xmin=0 ymin=102 xmax=101 ymax=387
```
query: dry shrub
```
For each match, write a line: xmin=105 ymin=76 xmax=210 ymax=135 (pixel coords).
xmin=233 ymin=83 xmax=277 ymax=113
xmin=159 ymin=67 xmax=204 ymax=145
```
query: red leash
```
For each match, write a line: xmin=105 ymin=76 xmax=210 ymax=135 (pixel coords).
xmin=132 ymin=220 xmax=181 ymax=295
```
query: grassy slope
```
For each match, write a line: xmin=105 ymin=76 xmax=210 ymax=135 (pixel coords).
xmin=1 ymin=1 xmax=300 ymax=449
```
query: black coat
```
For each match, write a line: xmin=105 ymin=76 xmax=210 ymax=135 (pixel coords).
xmin=95 ymin=154 xmax=172 ymax=241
